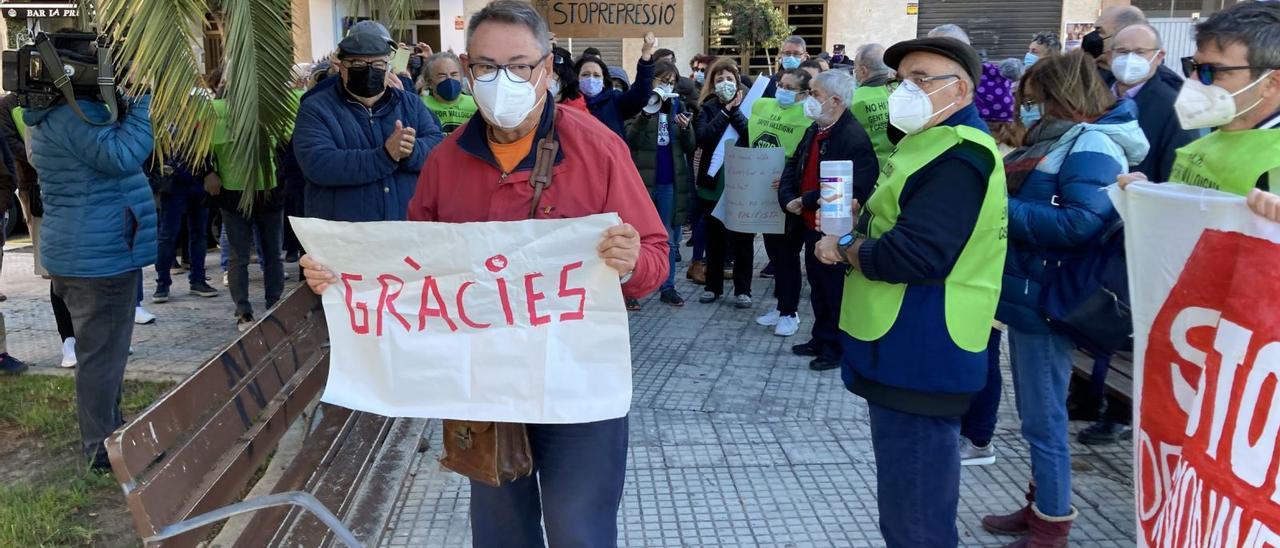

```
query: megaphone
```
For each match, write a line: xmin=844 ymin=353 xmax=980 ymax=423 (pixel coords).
xmin=642 ymin=89 xmax=673 ymax=115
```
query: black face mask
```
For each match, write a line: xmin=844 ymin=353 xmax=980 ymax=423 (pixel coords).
xmin=1081 ymin=30 xmax=1106 ymax=59
xmin=345 ymin=65 xmax=387 ymax=98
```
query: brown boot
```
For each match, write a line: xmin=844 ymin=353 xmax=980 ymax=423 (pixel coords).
xmin=982 ymin=483 xmax=1036 ymax=536
xmin=686 ymin=260 xmax=706 ymax=284
xmin=1002 ymin=504 xmax=1077 ymax=548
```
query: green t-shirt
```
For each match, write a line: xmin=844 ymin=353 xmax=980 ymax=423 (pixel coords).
xmin=422 ymin=93 xmax=478 ymax=135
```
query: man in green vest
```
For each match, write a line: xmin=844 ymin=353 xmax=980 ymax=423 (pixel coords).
xmin=749 ymin=69 xmax=817 ymax=337
xmin=851 ymin=43 xmax=894 ymax=166
xmin=208 ymin=85 xmax=285 ymax=332
xmin=1120 ymin=1 xmax=1279 ymax=199
xmin=419 ymin=52 xmax=478 ymax=135
xmin=814 ymin=37 xmax=1007 ymax=547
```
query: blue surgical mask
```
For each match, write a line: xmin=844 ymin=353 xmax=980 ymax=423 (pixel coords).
xmin=1020 ymin=104 xmax=1042 ymax=127
xmin=434 ymin=78 xmax=462 ymax=102
xmin=781 ymin=56 xmax=802 ymax=70
xmin=580 ymin=76 xmax=605 ymax=97
xmin=775 ymin=88 xmax=798 ymax=108
xmin=694 ymin=71 xmax=705 ymax=84
xmin=1023 ymin=52 xmax=1039 ymax=69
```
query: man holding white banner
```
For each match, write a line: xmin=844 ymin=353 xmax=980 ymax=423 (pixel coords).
xmin=300 ymin=2 xmax=668 ymax=546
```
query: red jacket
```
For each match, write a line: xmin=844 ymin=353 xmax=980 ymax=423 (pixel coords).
xmin=408 ymin=101 xmax=669 ymax=300
xmin=559 ymin=95 xmax=588 ymax=113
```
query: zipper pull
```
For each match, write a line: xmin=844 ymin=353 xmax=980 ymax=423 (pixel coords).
xmin=1024 ymin=279 xmax=1030 ymax=295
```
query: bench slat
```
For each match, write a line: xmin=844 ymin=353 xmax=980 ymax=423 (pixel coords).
xmin=108 ymin=291 xmax=323 ymax=479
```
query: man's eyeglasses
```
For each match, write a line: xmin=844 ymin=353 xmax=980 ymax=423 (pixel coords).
xmin=469 ymin=58 xmax=546 ymax=83
xmin=1181 ymin=56 xmax=1271 ymax=86
xmin=343 ymin=60 xmax=389 ymax=71
xmin=886 ymin=74 xmax=959 ymax=93
xmin=1113 ymin=48 xmax=1158 ymax=57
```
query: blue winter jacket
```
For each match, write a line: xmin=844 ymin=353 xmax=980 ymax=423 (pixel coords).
xmin=26 ymin=96 xmax=157 ymax=278
xmin=996 ymin=99 xmax=1150 ymax=332
xmin=585 ymin=58 xmax=655 ymax=139
xmin=293 ymin=82 xmax=442 ymax=222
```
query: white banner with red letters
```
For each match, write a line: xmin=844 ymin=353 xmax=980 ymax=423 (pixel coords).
xmin=290 ymin=214 xmax=632 ymax=424
xmin=1110 ymin=182 xmax=1280 ymax=547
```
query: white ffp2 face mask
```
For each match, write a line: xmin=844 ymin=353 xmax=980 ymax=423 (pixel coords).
xmin=1175 ymin=70 xmax=1274 ymax=130
xmin=471 ymin=69 xmax=546 ymax=130
xmin=888 ymin=79 xmax=958 ymax=135
xmin=1112 ymin=52 xmax=1156 ymax=86
xmin=803 ymin=96 xmax=828 ymax=121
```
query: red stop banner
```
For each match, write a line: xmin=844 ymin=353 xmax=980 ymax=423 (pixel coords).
xmin=1138 ymin=229 xmax=1280 ymax=547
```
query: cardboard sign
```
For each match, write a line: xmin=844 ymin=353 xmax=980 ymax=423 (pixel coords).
xmin=533 ymin=0 xmax=684 ymax=38
xmin=1110 ymin=183 xmax=1280 ymax=547
xmin=289 ymin=214 xmax=633 ymax=424
xmin=712 ymin=146 xmax=786 ymax=234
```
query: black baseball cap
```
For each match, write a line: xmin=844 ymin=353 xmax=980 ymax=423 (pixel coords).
xmin=337 ymin=32 xmax=393 ymax=59
xmin=884 ymin=37 xmax=983 ymax=87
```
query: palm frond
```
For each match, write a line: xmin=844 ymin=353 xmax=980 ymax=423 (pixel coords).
xmin=222 ymin=0 xmax=297 ymax=210
xmin=98 ymin=0 xmax=215 ymax=165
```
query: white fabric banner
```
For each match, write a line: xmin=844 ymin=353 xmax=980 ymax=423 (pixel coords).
xmin=290 ymin=214 xmax=632 ymax=424
xmin=1109 ymin=183 xmax=1280 ymax=547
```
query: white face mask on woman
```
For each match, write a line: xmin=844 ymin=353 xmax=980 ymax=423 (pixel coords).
xmin=472 ymin=69 xmax=546 ymax=130
xmin=887 ymin=78 xmax=958 ymax=135
xmin=715 ymin=81 xmax=738 ymax=103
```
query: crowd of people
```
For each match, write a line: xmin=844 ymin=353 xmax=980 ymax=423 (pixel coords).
xmin=2 ymin=0 xmax=1279 ymax=547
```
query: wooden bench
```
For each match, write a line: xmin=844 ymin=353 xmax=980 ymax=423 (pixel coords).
xmin=105 ymin=287 xmax=425 ymax=547
xmin=1070 ymin=349 xmax=1135 ymax=404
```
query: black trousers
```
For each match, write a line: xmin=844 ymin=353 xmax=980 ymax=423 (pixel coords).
xmin=803 ymin=228 xmax=846 ymax=360
xmin=700 ymin=198 xmax=754 ymax=297
xmin=764 ymin=227 xmax=804 ymax=316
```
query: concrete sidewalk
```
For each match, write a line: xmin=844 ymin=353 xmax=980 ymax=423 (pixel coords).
xmin=379 ymin=252 xmax=1137 ymax=547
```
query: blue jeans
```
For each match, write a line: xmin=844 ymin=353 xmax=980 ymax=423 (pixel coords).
xmin=470 ymin=416 xmax=628 ymax=548
xmin=156 ymin=189 xmax=208 ymax=288
xmin=690 ymin=194 xmax=707 ymax=262
xmin=649 ymin=184 xmax=678 ymax=291
xmin=869 ymin=403 xmax=961 ymax=547
xmin=1008 ymin=327 xmax=1075 ymax=517
xmin=960 ymin=328 xmax=1004 ymax=447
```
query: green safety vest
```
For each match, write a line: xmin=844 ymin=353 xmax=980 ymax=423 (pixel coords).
xmin=211 ymin=99 xmax=276 ymax=192
xmin=1168 ymin=127 xmax=1280 ymax=197
xmin=850 ymin=84 xmax=893 ymax=166
xmin=841 ymin=124 xmax=1007 ymax=353
xmin=422 ymin=93 xmax=478 ymax=135
xmin=748 ymin=98 xmax=811 ymax=158
xmin=11 ymin=107 xmax=25 ymax=140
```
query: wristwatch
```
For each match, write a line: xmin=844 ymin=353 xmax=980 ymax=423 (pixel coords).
xmin=620 ymin=270 xmax=634 ymax=284
xmin=836 ymin=233 xmax=857 ymax=262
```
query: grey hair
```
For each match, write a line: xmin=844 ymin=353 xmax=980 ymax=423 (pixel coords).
xmin=424 ymin=51 xmax=463 ymax=74
xmin=1112 ymin=6 xmax=1148 ymax=33
xmin=783 ymin=35 xmax=807 ymax=50
xmin=998 ymin=58 xmax=1023 ymax=81
xmin=812 ymin=70 xmax=856 ymax=106
xmin=467 ymin=0 xmax=552 ymax=56
xmin=855 ymin=43 xmax=890 ymax=75
xmin=928 ymin=24 xmax=970 ymax=45
xmin=1113 ymin=23 xmax=1163 ymax=50
xmin=1195 ymin=0 xmax=1280 ymax=78
xmin=1031 ymin=32 xmax=1062 ymax=52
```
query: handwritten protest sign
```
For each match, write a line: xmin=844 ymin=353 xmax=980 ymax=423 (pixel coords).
xmin=534 ymin=0 xmax=684 ymax=38
xmin=1110 ymin=183 xmax=1280 ymax=547
xmin=711 ymin=146 xmax=785 ymax=234
xmin=290 ymin=214 xmax=632 ymax=424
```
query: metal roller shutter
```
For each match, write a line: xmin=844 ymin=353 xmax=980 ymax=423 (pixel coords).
xmin=916 ymin=0 xmax=1062 ymax=61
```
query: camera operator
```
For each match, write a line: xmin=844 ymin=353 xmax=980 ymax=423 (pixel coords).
xmin=23 ymin=53 xmax=156 ymax=471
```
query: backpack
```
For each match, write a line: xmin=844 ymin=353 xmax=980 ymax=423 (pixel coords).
xmin=1040 ymin=221 xmax=1132 ymax=357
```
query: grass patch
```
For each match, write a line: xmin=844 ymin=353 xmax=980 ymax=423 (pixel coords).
xmin=0 ymin=375 xmax=171 ymax=443
xmin=0 ymin=375 xmax=173 ymax=547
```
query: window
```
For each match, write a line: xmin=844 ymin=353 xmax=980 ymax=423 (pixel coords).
xmin=706 ymin=0 xmax=826 ymax=75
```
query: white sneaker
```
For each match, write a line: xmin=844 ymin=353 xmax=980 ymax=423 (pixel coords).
xmin=774 ymin=314 xmax=800 ymax=337
xmin=60 ymin=338 xmax=77 ymax=368
xmin=960 ymin=438 xmax=996 ymax=466
xmin=134 ymin=306 xmax=156 ymax=325
xmin=756 ymin=309 xmax=781 ymax=327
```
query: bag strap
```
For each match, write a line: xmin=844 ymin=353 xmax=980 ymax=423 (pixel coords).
xmin=527 ymin=109 xmax=559 ymax=219
xmin=34 ymin=34 xmax=119 ymax=126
